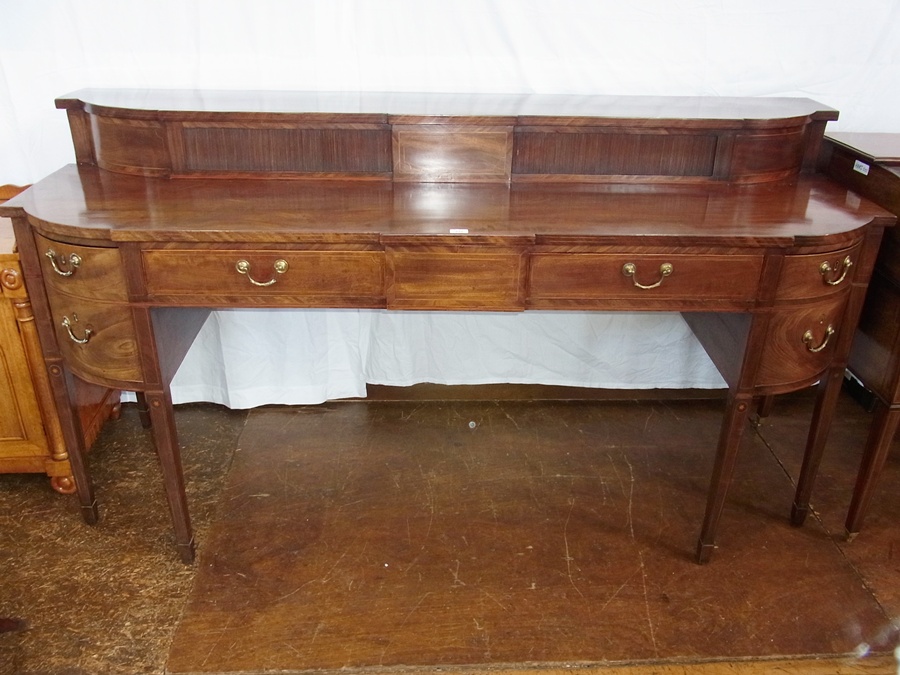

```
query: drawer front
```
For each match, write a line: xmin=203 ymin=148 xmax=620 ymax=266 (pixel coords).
xmin=775 ymin=244 xmax=860 ymax=301
xmin=756 ymin=297 xmax=848 ymax=389
xmin=143 ymin=250 xmax=385 ymax=304
xmin=529 ymin=253 xmax=764 ymax=303
xmin=386 ymin=249 xmax=527 ymax=310
xmin=48 ymin=295 xmax=143 ymax=386
xmin=35 ymin=233 xmax=128 ymax=301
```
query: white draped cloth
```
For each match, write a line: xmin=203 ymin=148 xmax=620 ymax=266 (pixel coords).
xmin=167 ymin=311 xmax=724 ymax=407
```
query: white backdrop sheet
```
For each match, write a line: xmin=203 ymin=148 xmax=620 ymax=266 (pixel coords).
xmin=2 ymin=1 xmax=899 ymax=407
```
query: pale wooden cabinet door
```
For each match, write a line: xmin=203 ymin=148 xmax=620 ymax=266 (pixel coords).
xmin=0 ymin=262 xmax=49 ymax=458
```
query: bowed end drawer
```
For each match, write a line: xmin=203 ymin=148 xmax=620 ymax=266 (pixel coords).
xmin=47 ymin=295 xmax=144 ymax=387
xmin=775 ymin=243 xmax=861 ymax=300
xmin=755 ymin=296 xmax=849 ymax=392
xmin=35 ymin=233 xmax=129 ymax=302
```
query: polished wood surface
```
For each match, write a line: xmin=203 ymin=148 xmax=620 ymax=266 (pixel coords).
xmin=10 ymin=166 xmax=886 ymax=244
xmin=0 ymin=90 xmax=893 ymax=565
xmin=821 ymin=132 xmax=900 ymax=536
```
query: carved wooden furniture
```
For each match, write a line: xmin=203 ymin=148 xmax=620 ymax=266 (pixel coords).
xmin=0 ymin=189 xmax=119 ymax=493
xmin=820 ymin=133 xmax=900 ymax=536
xmin=0 ymin=90 xmax=893 ymax=565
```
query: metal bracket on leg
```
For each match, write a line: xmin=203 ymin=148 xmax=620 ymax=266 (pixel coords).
xmin=175 ymin=538 xmax=196 ymax=565
xmin=80 ymin=499 xmax=99 ymax=525
xmin=791 ymin=502 xmax=809 ymax=527
xmin=695 ymin=540 xmax=716 ymax=565
xmin=135 ymin=391 xmax=153 ymax=429
xmin=790 ymin=502 xmax=809 ymax=527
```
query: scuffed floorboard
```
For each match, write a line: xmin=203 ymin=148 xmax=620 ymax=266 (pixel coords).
xmin=168 ymin=398 xmax=897 ymax=673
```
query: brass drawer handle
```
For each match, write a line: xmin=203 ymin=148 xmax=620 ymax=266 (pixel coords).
xmin=61 ymin=314 xmax=93 ymax=345
xmin=235 ymin=259 xmax=289 ymax=287
xmin=819 ymin=256 xmax=852 ymax=286
xmin=802 ymin=325 xmax=834 ymax=353
xmin=622 ymin=262 xmax=673 ymax=290
xmin=45 ymin=249 xmax=82 ymax=277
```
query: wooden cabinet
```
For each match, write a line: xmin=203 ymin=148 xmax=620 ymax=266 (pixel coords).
xmin=0 ymin=190 xmax=119 ymax=494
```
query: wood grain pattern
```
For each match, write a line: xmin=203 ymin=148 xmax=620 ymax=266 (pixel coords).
xmin=512 ymin=129 xmax=719 ymax=179
xmin=46 ymin=295 xmax=143 ymax=386
xmin=393 ymin=124 xmax=513 ymax=182
xmin=755 ymin=297 xmax=849 ymax=391
xmin=386 ymin=246 xmax=527 ymax=310
xmin=35 ymin=232 xmax=129 ymax=302
xmin=142 ymin=248 xmax=386 ymax=307
xmin=180 ymin=123 xmax=392 ymax=176
xmin=0 ymin=259 xmax=47 ymax=453
xmin=730 ymin=128 xmax=806 ymax=179
xmin=3 ymin=166 xmax=890 ymax=244
xmin=529 ymin=251 xmax=764 ymax=307
xmin=92 ymin=115 xmax=169 ymax=176
xmin=775 ymin=244 xmax=861 ymax=300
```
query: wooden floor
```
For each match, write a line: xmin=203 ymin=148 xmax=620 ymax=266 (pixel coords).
xmin=1 ymin=386 xmax=899 ymax=674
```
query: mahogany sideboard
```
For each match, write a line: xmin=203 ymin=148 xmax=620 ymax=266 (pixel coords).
xmin=820 ymin=132 xmax=900 ymax=536
xmin=0 ymin=90 xmax=893 ymax=565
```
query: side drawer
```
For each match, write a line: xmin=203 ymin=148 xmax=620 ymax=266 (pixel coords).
xmin=46 ymin=293 xmax=143 ymax=386
xmin=529 ymin=253 xmax=764 ymax=303
xmin=775 ymin=244 xmax=860 ymax=301
xmin=35 ymin=233 xmax=128 ymax=301
xmin=143 ymin=249 xmax=385 ymax=305
xmin=756 ymin=296 xmax=848 ymax=390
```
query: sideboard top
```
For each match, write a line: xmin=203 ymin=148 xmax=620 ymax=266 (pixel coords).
xmin=56 ymin=88 xmax=838 ymax=125
xmin=1 ymin=165 xmax=892 ymax=248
